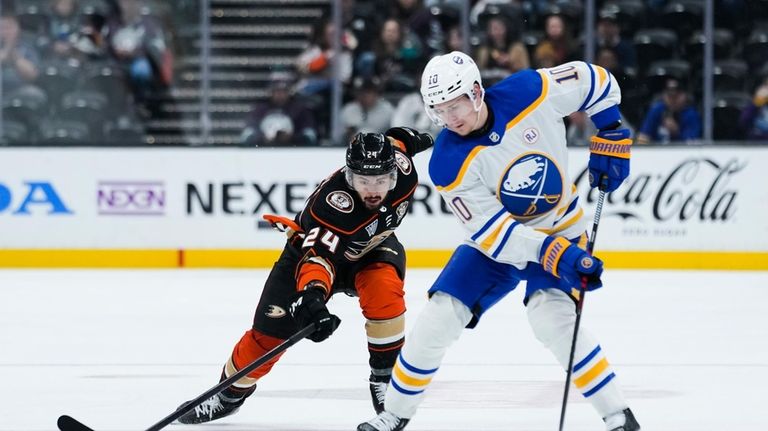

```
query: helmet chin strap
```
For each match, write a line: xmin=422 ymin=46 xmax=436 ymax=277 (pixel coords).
xmin=468 ymin=89 xmax=485 ymax=132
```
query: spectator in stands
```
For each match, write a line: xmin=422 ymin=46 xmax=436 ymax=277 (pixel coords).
xmin=475 ymin=15 xmax=529 ymax=74
xmin=367 ymin=18 xmax=424 ymax=88
xmin=444 ymin=25 xmax=464 ymax=54
xmin=107 ymin=0 xmax=173 ymax=112
xmin=241 ymin=71 xmax=317 ymax=147
xmin=47 ymin=0 xmax=80 ymax=58
xmin=596 ymin=10 xmax=636 ymax=72
xmin=388 ymin=0 xmax=432 ymax=48
xmin=1 ymin=11 xmax=41 ymax=89
xmin=566 ymin=110 xmax=634 ymax=146
xmin=391 ymin=91 xmax=442 ymax=138
xmin=596 ymin=47 xmax=635 ymax=91
xmin=340 ymin=76 xmax=394 ymax=141
xmin=638 ymin=77 xmax=702 ymax=144
xmin=739 ymin=77 xmax=768 ymax=140
xmin=45 ymin=0 xmax=109 ymax=60
xmin=533 ymin=14 xmax=576 ymax=68
xmin=296 ymin=19 xmax=353 ymax=97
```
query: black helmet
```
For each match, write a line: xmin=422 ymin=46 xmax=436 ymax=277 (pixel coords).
xmin=346 ymin=132 xmax=396 ymax=176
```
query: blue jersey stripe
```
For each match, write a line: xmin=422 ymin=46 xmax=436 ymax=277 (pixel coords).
xmin=586 ymin=78 xmax=612 ymax=111
xmin=573 ymin=345 xmax=602 ymax=372
xmin=471 ymin=208 xmax=507 ymax=241
xmin=391 ymin=378 xmax=424 ymax=396
xmin=491 ymin=221 xmax=519 ymax=259
xmin=583 ymin=372 xmax=616 ymax=397
xmin=398 ymin=352 xmax=439 ymax=375
xmin=578 ymin=63 xmax=596 ymax=112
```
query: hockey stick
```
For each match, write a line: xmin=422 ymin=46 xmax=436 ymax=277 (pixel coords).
xmin=558 ymin=189 xmax=606 ymax=431
xmin=57 ymin=324 xmax=317 ymax=431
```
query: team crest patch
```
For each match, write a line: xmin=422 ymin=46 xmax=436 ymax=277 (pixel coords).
xmin=365 ymin=219 xmax=379 ymax=236
xmin=523 ymin=127 xmax=539 ymax=144
xmin=326 ymin=191 xmax=354 ymax=213
xmin=394 ymin=151 xmax=412 ymax=175
xmin=395 ymin=201 xmax=409 ymax=223
xmin=265 ymin=305 xmax=287 ymax=318
xmin=498 ymin=152 xmax=563 ymax=218
xmin=490 ymin=131 xmax=500 ymax=142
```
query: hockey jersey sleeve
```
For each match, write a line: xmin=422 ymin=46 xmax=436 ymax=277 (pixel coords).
xmin=438 ymin=165 xmax=549 ymax=269
xmin=540 ymin=61 xmax=624 ymax=130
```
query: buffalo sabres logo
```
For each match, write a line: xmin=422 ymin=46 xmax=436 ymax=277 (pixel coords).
xmin=326 ymin=191 xmax=354 ymax=213
xmin=395 ymin=201 xmax=409 ymax=223
xmin=395 ymin=151 xmax=412 ymax=175
xmin=498 ymin=153 xmax=563 ymax=218
xmin=490 ymin=131 xmax=500 ymax=143
xmin=452 ymin=55 xmax=464 ymax=64
xmin=265 ymin=305 xmax=287 ymax=318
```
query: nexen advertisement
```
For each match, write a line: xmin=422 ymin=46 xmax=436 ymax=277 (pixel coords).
xmin=0 ymin=147 xmax=765 ymax=251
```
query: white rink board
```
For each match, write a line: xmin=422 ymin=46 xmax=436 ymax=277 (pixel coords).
xmin=0 ymin=146 xmax=766 ymax=251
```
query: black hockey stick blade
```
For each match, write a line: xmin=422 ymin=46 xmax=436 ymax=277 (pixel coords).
xmin=57 ymin=415 xmax=94 ymax=431
xmin=56 ymin=324 xmax=316 ymax=431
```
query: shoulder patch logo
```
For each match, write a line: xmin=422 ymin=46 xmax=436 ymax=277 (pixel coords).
xmin=394 ymin=151 xmax=412 ymax=175
xmin=523 ymin=127 xmax=539 ymax=144
xmin=365 ymin=219 xmax=379 ymax=236
xmin=489 ymin=131 xmax=501 ymax=142
xmin=395 ymin=201 xmax=409 ymax=223
xmin=265 ymin=305 xmax=287 ymax=318
xmin=326 ymin=191 xmax=354 ymax=213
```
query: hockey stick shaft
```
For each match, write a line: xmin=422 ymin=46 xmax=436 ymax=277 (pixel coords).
xmin=558 ymin=190 xmax=606 ymax=431
xmin=58 ymin=324 xmax=316 ymax=431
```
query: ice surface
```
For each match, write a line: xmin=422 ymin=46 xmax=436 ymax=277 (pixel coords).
xmin=1 ymin=269 xmax=766 ymax=430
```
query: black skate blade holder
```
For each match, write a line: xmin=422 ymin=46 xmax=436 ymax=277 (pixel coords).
xmin=56 ymin=324 xmax=316 ymax=431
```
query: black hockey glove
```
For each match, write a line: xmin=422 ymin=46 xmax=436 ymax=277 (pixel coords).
xmin=385 ymin=127 xmax=434 ymax=155
xmin=289 ymin=287 xmax=341 ymax=342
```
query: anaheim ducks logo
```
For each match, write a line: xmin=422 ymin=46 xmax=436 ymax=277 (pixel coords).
xmin=265 ymin=305 xmax=287 ymax=318
xmin=326 ymin=191 xmax=354 ymax=213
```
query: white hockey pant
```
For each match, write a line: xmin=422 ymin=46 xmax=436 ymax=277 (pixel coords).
xmin=385 ymin=292 xmax=472 ymax=419
xmin=527 ymin=288 xmax=628 ymax=418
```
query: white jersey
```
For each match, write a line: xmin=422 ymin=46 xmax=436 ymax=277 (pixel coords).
xmin=429 ymin=61 xmax=623 ymax=269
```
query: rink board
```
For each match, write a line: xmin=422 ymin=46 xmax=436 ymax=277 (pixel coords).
xmin=0 ymin=146 xmax=766 ymax=269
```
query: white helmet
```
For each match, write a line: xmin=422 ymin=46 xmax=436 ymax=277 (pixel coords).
xmin=420 ymin=51 xmax=484 ymax=126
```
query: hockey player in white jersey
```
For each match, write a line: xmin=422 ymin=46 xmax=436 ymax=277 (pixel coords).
xmin=358 ymin=51 xmax=639 ymax=431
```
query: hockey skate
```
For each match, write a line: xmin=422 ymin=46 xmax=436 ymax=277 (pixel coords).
xmin=605 ymin=408 xmax=640 ymax=431
xmin=357 ymin=411 xmax=409 ymax=431
xmin=369 ymin=373 xmax=390 ymax=414
xmin=175 ymin=393 xmax=244 ymax=424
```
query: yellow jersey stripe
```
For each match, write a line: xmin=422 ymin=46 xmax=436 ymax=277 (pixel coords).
xmin=536 ymin=207 xmax=584 ymax=235
xmin=574 ymin=357 xmax=610 ymax=388
xmin=596 ymin=65 xmax=607 ymax=89
xmin=436 ymin=145 xmax=487 ymax=192
xmin=393 ymin=364 xmax=433 ymax=387
xmin=505 ymin=70 xmax=550 ymax=130
xmin=480 ymin=215 xmax=514 ymax=250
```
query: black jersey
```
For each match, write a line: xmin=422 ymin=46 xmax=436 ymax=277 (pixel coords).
xmin=293 ymin=147 xmax=419 ymax=268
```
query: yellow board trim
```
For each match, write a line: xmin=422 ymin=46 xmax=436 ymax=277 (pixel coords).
xmin=0 ymin=250 xmax=767 ymax=270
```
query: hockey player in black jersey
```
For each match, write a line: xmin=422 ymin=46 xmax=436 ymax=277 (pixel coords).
xmin=176 ymin=128 xmax=433 ymax=425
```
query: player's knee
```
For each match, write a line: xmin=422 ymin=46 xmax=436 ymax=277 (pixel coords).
xmin=526 ymin=289 xmax=576 ymax=347
xmin=365 ymin=315 xmax=405 ymax=344
xmin=411 ymin=292 xmax=471 ymax=347
xmin=357 ymin=263 xmax=405 ymax=320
